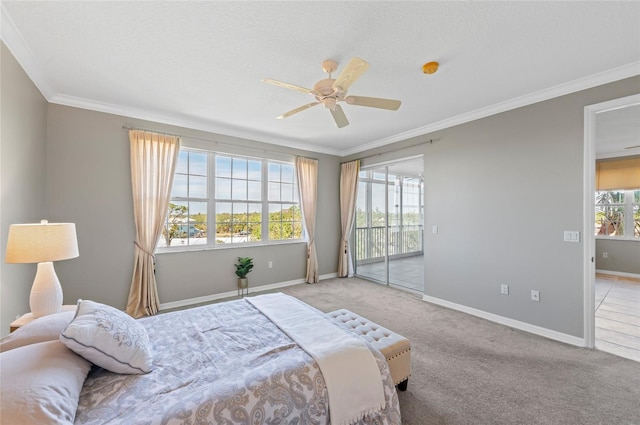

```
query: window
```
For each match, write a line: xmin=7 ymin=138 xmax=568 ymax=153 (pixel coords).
xmin=158 ymin=147 xmax=302 ymax=250
xmin=268 ymin=162 xmax=302 ymax=241
xmin=161 ymin=151 xmax=208 ymax=248
xmin=215 ymin=155 xmax=263 ymax=244
xmin=595 ymin=189 xmax=640 ymax=239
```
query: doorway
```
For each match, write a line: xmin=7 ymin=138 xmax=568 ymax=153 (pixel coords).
xmin=354 ymin=156 xmax=424 ymax=292
xmin=583 ymin=94 xmax=640 ymax=361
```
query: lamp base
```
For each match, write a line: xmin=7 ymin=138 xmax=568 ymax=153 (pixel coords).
xmin=30 ymin=262 xmax=63 ymax=318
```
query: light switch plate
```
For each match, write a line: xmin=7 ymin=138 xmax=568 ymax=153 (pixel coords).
xmin=563 ymin=231 xmax=580 ymax=242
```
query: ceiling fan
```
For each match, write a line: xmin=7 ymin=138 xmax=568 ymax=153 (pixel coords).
xmin=262 ymin=58 xmax=401 ymax=128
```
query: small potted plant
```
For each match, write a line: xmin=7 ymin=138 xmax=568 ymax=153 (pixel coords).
xmin=235 ymin=257 xmax=253 ymax=297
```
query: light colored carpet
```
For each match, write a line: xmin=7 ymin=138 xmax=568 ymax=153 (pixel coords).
xmin=274 ymin=277 xmax=640 ymax=425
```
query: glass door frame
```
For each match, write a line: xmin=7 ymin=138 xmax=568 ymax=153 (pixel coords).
xmin=353 ymin=156 xmax=424 ymax=289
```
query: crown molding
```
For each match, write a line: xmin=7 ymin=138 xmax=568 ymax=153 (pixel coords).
xmin=0 ymin=4 xmax=55 ymax=99
xmin=50 ymin=94 xmax=343 ymax=156
xmin=54 ymin=59 xmax=639 ymax=159
xmin=341 ymin=61 xmax=640 ymax=157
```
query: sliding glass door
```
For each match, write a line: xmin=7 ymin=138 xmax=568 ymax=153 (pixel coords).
xmin=388 ymin=175 xmax=423 ymax=289
xmin=354 ymin=157 xmax=424 ymax=292
xmin=355 ymin=170 xmax=389 ymax=282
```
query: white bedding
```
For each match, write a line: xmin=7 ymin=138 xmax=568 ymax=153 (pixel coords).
xmin=247 ymin=293 xmax=385 ymax=425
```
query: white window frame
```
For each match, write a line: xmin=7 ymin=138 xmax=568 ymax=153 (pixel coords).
xmin=595 ymin=189 xmax=640 ymax=241
xmin=158 ymin=140 xmax=304 ymax=252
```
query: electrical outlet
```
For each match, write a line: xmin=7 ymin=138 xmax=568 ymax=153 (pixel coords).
xmin=501 ymin=284 xmax=509 ymax=295
xmin=268 ymin=261 xmax=273 ymax=269
xmin=602 ymin=252 xmax=608 ymax=259
xmin=531 ymin=290 xmax=540 ymax=302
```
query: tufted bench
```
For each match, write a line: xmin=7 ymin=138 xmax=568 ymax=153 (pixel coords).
xmin=326 ymin=309 xmax=411 ymax=391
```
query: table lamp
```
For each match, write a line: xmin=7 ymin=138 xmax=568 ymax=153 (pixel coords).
xmin=5 ymin=219 xmax=79 ymax=318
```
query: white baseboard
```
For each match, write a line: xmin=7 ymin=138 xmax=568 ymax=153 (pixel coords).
xmin=595 ymin=269 xmax=640 ymax=279
xmin=422 ymin=294 xmax=586 ymax=347
xmin=159 ymin=272 xmax=338 ymax=311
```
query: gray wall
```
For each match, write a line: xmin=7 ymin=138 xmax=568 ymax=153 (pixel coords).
xmin=0 ymin=43 xmax=48 ymax=336
xmin=2 ymin=37 xmax=638 ymax=341
xmin=44 ymin=104 xmax=342 ymax=310
xmin=346 ymin=76 xmax=640 ymax=339
xmin=596 ymin=239 xmax=640 ymax=274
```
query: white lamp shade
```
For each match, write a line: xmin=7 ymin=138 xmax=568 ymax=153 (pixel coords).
xmin=5 ymin=221 xmax=79 ymax=263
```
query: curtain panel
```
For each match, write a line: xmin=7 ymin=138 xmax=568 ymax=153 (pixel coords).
xmin=338 ymin=160 xmax=360 ymax=277
xmin=295 ymin=157 xmax=319 ymax=283
xmin=127 ymin=130 xmax=180 ymax=317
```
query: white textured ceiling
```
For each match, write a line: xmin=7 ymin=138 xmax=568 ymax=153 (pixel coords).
xmin=2 ymin=1 xmax=639 ymax=156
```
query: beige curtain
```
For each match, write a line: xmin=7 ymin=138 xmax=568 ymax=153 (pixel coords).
xmin=127 ymin=130 xmax=180 ymax=317
xmin=295 ymin=157 xmax=319 ymax=283
xmin=338 ymin=160 xmax=360 ymax=277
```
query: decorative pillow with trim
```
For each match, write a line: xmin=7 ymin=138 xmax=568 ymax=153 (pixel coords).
xmin=60 ymin=299 xmax=152 ymax=374
xmin=0 ymin=310 xmax=76 ymax=353
xmin=0 ymin=340 xmax=91 ymax=425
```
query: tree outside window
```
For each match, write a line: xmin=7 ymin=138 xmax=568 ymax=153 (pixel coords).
xmin=595 ymin=190 xmax=640 ymax=238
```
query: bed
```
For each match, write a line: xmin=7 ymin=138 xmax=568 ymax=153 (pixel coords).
xmin=0 ymin=293 xmax=401 ymax=425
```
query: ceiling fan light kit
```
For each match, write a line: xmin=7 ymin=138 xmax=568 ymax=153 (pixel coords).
xmin=422 ymin=61 xmax=439 ymax=74
xmin=263 ymin=57 xmax=402 ymax=128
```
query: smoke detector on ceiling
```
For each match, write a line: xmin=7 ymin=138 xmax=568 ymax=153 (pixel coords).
xmin=422 ymin=61 xmax=439 ymax=74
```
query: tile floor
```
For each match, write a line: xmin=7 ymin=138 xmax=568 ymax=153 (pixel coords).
xmin=356 ymin=255 xmax=424 ymax=292
xmin=595 ymin=273 xmax=640 ymax=362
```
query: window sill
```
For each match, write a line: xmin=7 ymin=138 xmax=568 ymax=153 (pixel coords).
xmin=155 ymin=239 xmax=307 ymax=255
xmin=595 ymin=236 xmax=640 ymax=243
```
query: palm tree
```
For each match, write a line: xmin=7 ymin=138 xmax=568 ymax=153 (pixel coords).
xmin=595 ymin=191 xmax=624 ymax=236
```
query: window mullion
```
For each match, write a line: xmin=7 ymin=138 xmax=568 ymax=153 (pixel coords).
xmin=209 ymin=152 xmax=216 ymax=246
xmin=262 ymin=159 xmax=268 ymax=242
xmin=625 ymin=189 xmax=633 ymax=239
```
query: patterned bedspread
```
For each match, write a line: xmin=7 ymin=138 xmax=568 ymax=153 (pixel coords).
xmin=74 ymin=297 xmax=401 ymax=425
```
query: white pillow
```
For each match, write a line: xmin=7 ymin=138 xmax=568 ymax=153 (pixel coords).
xmin=60 ymin=299 xmax=153 ymax=374
xmin=0 ymin=310 xmax=76 ymax=353
xmin=0 ymin=340 xmax=91 ymax=425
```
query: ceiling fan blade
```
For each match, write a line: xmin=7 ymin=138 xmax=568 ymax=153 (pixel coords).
xmin=277 ymin=102 xmax=320 ymax=119
xmin=330 ymin=105 xmax=349 ymax=128
xmin=262 ymin=78 xmax=318 ymax=95
xmin=332 ymin=57 xmax=369 ymax=92
xmin=346 ymin=96 xmax=401 ymax=111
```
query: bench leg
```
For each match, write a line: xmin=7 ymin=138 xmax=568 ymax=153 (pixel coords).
xmin=397 ymin=379 xmax=408 ymax=391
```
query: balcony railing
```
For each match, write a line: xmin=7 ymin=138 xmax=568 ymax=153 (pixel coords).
xmin=355 ymin=225 xmax=423 ymax=261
